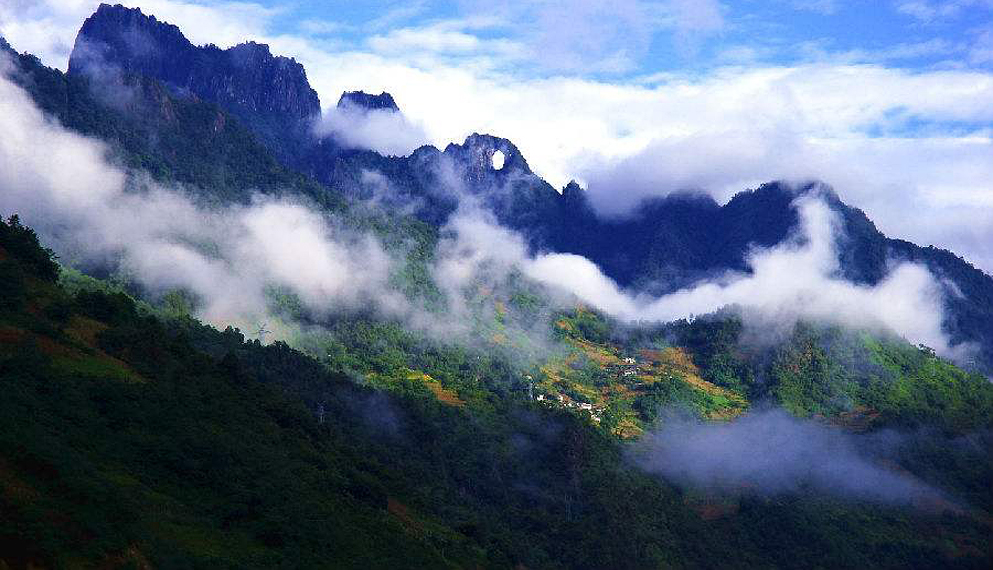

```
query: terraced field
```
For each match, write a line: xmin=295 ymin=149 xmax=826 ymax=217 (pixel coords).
xmin=530 ymin=315 xmax=749 ymax=435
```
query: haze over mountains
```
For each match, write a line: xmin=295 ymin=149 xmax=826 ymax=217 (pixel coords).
xmin=0 ymin=4 xmax=992 ymax=568
xmin=14 ymin=2 xmax=987 ymax=374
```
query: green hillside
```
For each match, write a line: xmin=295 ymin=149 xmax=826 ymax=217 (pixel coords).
xmin=2 ymin=215 xmax=992 ymax=568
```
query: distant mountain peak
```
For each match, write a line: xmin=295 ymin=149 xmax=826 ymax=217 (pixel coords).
xmin=562 ymin=180 xmax=584 ymax=196
xmin=69 ymin=4 xmax=186 ymax=75
xmin=68 ymin=3 xmax=320 ymax=127
xmin=337 ymin=91 xmax=399 ymax=112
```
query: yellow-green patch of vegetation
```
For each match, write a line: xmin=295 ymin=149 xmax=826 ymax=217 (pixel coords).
xmin=407 ymin=370 xmax=465 ymax=408
xmin=537 ymin=314 xmax=751 ymax=427
xmin=366 ymin=369 xmax=467 ymax=408
xmin=538 ymin=350 xmax=581 ymax=386
xmin=50 ymin=353 xmax=142 ymax=383
xmin=613 ymin=416 xmax=644 ymax=439
xmin=64 ymin=315 xmax=109 ymax=347
xmin=639 ymin=347 xmax=748 ymax=420
xmin=568 ymin=336 xmax=620 ymax=366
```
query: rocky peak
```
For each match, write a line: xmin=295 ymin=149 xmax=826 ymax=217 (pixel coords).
xmin=68 ymin=4 xmax=191 ymax=79
xmin=68 ymin=4 xmax=321 ymax=127
xmin=562 ymin=180 xmax=584 ymax=198
xmin=443 ymin=133 xmax=534 ymax=178
xmin=337 ymin=91 xmax=399 ymax=112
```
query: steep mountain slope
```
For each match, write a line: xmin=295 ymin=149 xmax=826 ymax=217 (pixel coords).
xmin=68 ymin=3 xmax=319 ymax=163
xmin=0 ymin=37 xmax=338 ymax=210
xmin=3 ymin=208 xmax=992 ymax=568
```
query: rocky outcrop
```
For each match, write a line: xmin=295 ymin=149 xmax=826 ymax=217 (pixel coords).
xmin=442 ymin=133 xmax=536 ymax=184
xmin=337 ymin=91 xmax=399 ymax=112
xmin=67 ymin=3 xmax=320 ymax=158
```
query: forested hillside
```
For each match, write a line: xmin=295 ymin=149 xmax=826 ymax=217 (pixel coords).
xmin=2 ymin=211 xmax=992 ymax=568
xmin=1 ymin=4 xmax=992 ymax=568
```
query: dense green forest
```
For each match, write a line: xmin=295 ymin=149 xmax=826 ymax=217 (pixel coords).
xmin=2 ymin=214 xmax=992 ymax=568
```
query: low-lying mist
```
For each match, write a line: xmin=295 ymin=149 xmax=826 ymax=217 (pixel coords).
xmin=634 ymin=409 xmax=950 ymax=507
xmin=0 ymin=66 xmax=397 ymax=331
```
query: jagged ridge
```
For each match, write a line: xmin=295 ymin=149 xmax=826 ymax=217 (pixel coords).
xmin=68 ymin=3 xmax=320 ymax=158
xmin=26 ymin=4 xmax=993 ymax=371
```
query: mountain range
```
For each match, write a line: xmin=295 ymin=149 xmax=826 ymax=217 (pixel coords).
xmin=1 ymin=3 xmax=992 ymax=568
xmin=17 ymin=3 xmax=992 ymax=373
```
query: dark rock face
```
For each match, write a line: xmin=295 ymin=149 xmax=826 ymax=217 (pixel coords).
xmin=67 ymin=3 xmax=320 ymax=158
xmin=4 ymin=32 xmax=331 ymax=207
xmin=443 ymin=133 xmax=535 ymax=181
xmin=337 ymin=91 xmax=399 ymax=112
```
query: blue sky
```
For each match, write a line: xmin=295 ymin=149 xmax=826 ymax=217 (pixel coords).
xmin=1 ymin=1 xmax=992 ymax=272
xmin=246 ymin=0 xmax=993 ymax=77
xmin=9 ymin=1 xmax=990 ymax=78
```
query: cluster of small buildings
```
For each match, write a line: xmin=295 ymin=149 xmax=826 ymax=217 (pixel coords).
xmin=534 ymin=392 xmax=605 ymax=423
xmin=526 ymin=353 xmax=653 ymax=425
xmin=604 ymin=355 xmax=643 ymax=379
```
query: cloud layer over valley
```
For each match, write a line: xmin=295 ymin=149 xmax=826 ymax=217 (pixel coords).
xmin=0 ymin=59 xmax=965 ymax=362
